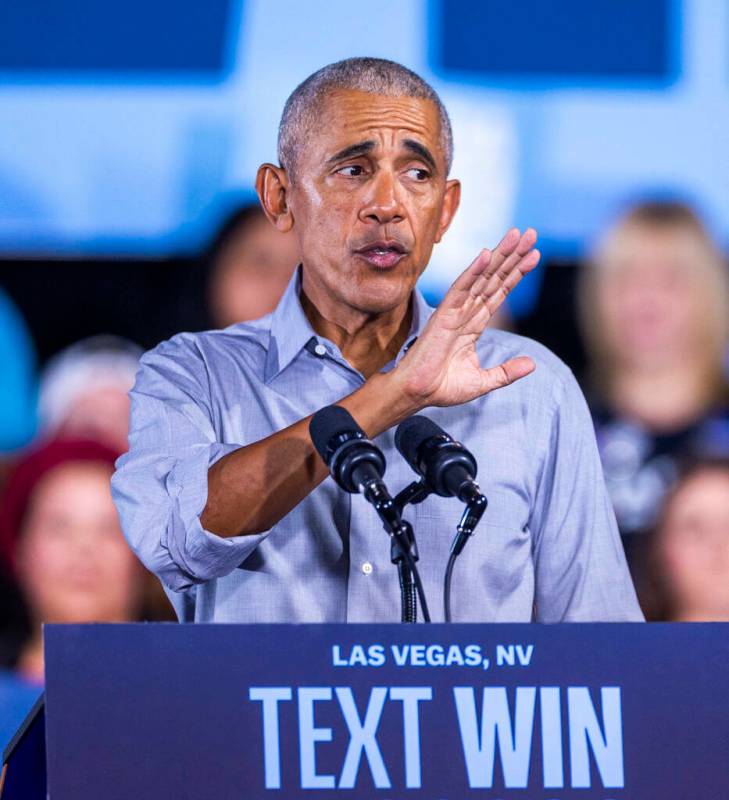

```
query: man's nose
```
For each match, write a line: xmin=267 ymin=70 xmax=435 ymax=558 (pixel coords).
xmin=359 ymin=169 xmax=405 ymax=225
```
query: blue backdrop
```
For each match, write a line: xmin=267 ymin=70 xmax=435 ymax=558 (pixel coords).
xmin=0 ymin=0 xmax=726 ymax=300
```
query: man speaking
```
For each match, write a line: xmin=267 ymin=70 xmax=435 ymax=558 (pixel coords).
xmin=112 ymin=58 xmax=641 ymax=623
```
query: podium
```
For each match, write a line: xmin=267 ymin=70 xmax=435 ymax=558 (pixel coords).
xmin=3 ymin=622 xmax=729 ymax=798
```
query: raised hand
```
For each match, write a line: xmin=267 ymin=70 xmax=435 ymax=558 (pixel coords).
xmin=397 ymin=228 xmax=540 ymax=408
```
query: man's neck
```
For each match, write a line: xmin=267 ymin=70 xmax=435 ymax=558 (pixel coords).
xmin=300 ymin=286 xmax=413 ymax=378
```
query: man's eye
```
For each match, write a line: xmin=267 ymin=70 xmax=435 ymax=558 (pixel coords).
xmin=337 ymin=165 xmax=365 ymax=177
xmin=406 ymin=167 xmax=430 ymax=181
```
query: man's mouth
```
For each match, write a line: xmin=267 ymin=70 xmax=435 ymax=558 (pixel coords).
xmin=354 ymin=241 xmax=408 ymax=269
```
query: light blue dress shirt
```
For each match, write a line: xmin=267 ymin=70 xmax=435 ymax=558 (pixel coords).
xmin=111 ymin=271 xmax=642 ymax=624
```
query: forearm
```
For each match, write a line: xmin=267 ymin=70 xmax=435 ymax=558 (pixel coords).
xmin=200 ymin=370 xmax=420 ymax=538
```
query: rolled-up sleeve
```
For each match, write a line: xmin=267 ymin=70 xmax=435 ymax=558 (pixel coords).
xmin=111 ymin=337 xmax=269 ymax=592
xmin=530 ymin=368 xmax=644 ymax=622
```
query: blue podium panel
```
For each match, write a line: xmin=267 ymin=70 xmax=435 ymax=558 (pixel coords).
xmin=44 ymin=623 xmax=729 ymax=799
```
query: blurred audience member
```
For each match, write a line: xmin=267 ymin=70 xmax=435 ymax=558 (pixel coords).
xmin=578 ymin=202 xmax=729 ymax=558
xmin=0 ymin=440 xmax=144 ymax=675
xmin=0 ymin=287 xmax=37 ymax=458
xmin=639 ymin=459 xmax=729 ymax=621
xmin=205 ymin=202 xmax=300 ymax=327
xmin=38 ymin=335 xmax=142 ymax=454
xmin=39 ymin=337 xmax=176 ymax=624
xmin=0 ymin=440 xmax=146 ymax=747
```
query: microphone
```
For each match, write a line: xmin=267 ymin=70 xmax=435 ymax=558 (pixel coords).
xmin=309 ymin=404 xmax=405 ymax=549
xmin=395 ymin=414 xmax=488 ymax=622
xmin=310 ymin=405 xmax=431 ymax=623
xmin=395 ymin=415 xmax=488 ymax=624
xmin=309 ymin=404 xmax=386 ymax=494
xmin=395 ymin=415 xmax=487 ymax=553
xmin=395 ymin=415 xmax=481 ymax=503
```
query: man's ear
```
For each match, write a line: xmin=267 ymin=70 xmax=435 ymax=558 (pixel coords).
xmin=256 ymin=163 xmax=294 ymax=233
xmin=434 ymin=178 xmax=461 ymax=243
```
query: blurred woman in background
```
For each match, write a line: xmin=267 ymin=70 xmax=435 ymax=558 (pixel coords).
xmin=639 ymin=459 xmax=729 ymax=621
xmin=0 ymin=440 xmax=146 ymax=748
xmin=578 ymin=201 xmax=729 ymax=563
xmin=204 ymin=202 xmax=300 ymax=328
xmin=35 ymin=335 xmax=177 ymax=626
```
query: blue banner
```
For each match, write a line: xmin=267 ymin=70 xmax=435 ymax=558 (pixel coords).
xmin=0 ymin=0 xmax=234 ymax=77
xmin=432 ymin=0 xmax=675 ymax=83
xmin=44 ymin=623 xmax=729 ymax=798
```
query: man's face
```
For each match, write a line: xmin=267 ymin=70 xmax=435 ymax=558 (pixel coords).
xmin=285 ymin=89 xmax=459 ymax=316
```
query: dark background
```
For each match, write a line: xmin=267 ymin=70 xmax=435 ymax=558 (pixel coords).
xmin=0 ymin=255 xmax=587 ymax=376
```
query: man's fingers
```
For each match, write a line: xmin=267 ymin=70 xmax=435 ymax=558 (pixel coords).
xmin=481 ymin=248 xmax=541 ymax=313
xmin=495 ymin=227 xmax=522 ymax=257
xmin=480 ymin=228 xmax=537 ymax=291
xmin=491 ymin=227 xmax=538 ymax=283
xmin=474 ymin=249 xmax=541 ymax=310
xmin=449 ymin=247 xmax=493 ymax=294
xmin=480 ymin=356 xmax=535 ymax=393
xmin=445 ymin=227 xmax=539 ymax=317
xmin=478 ymin=227 xmax=521 ymax=281
xmin=502 ymin=228 xmax=537 ymax=279
xmin=517 ymin=227 xmax=538 ymax=254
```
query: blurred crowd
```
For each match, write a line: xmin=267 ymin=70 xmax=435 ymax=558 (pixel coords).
xmin=1 ymin=197 xmax=728 ymax=743
xmin=0 ymin=201 xmax=300 ymax=744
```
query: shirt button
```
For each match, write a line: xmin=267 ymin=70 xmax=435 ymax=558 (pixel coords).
xmin=314 ymin=343 xmax=327 ymax=357
xmin=362 ymin=561 xmax=373 ymax=576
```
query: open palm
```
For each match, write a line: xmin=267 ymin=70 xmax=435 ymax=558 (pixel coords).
xmin=399 ymin=228 xmax=541 ymax=407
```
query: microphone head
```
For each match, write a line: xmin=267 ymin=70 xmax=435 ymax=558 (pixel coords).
xmin=395 ymin=414 xmax=477 ymax=497
xmin=395 ymin=415 xmax=448 ymax=471
xmin=309 ymin=405 xmax=363 ymax=467
xmin=310 ymin=405 xmax=386 ymax=493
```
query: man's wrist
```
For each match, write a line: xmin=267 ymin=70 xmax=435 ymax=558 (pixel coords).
xmin=341 ymin=370 xmax=422 ymax=438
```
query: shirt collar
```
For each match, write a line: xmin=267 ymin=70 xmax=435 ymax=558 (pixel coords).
xmin=264 ymin=266 xmax=434 ymax=383
xmin=264 ymin=267 xmax=319 ymax=382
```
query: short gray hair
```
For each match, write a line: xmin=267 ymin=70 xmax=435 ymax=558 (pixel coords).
xmin=278 ymin=57 xmax=453 ymax=177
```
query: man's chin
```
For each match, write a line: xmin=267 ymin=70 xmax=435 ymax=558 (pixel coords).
xmin=346 ymin=270 xmax=416 ymax=314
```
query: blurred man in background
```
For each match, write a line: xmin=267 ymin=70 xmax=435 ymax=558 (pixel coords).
xmin=37 ymin=335 xmax=143 ymax=455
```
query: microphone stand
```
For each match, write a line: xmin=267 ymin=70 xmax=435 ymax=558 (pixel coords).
xmin=390 ymin=481 xmax=430 ymax=623
xmin=391 ymin=522 xmax=418 ymax=623
xmin=308 ymin=406 xmax=432 ymax=624
xmin=361 ymin=479 xmax=431 ymax=624
xmin=394 ymin=479 xmax=487 ymax=623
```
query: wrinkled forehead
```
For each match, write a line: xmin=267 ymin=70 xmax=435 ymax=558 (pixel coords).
xmin=303 ymin=89 xmax=446 ymax=167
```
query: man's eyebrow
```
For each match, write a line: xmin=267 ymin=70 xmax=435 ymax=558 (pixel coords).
xmin=325 ymin=138 xmax=439 ymax=172
xmin=326 ymin=140 xmax=376 ymax=166
xmin=403 ymin=139 xmax=437 ymax=172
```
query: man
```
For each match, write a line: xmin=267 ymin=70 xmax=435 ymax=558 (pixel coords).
xmin=112 ymin=57 xmax=641 ymax=623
